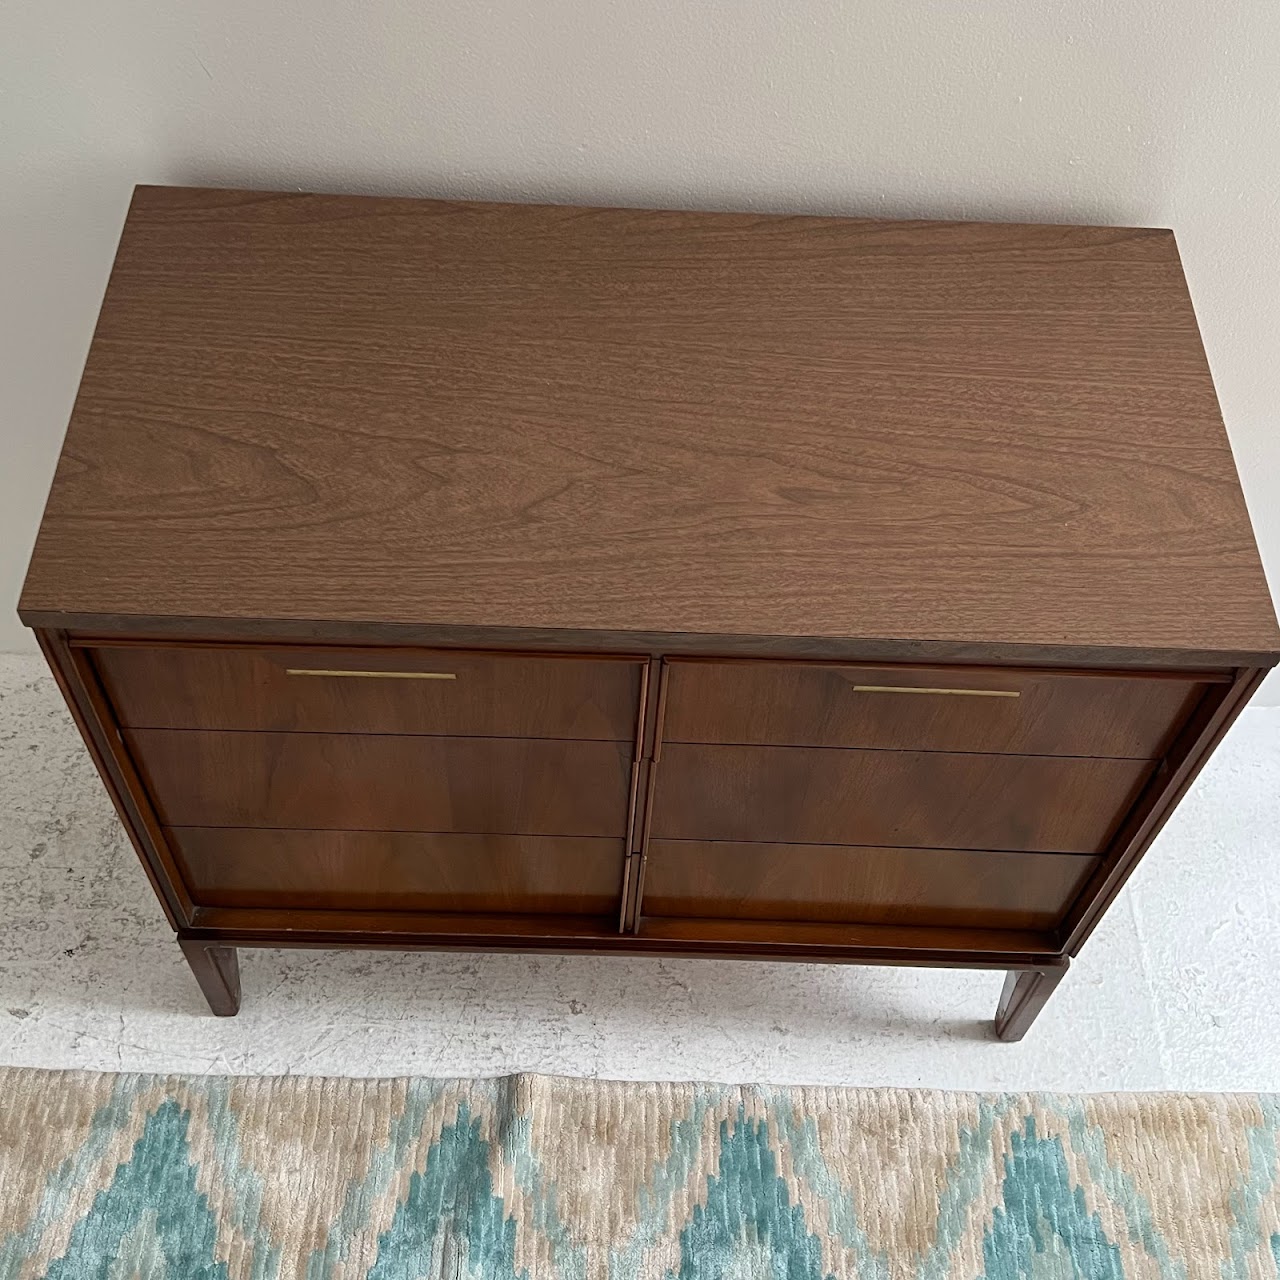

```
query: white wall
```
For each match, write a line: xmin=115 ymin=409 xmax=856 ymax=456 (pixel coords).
xmin=4 ymin=0 xmax=1278 ymax=698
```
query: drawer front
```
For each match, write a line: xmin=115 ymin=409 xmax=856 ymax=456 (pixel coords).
xmin=130 ymin=730 xmax=632 ymax=836
xmin=169 ymin=828 xmax=626 ymax=915
xmin=643 ymin=841 xmax=1098 ymax=930
xmin=663 ymin=660 xmax=1208 ymax=757
xmin=94 ymin=644 xmax=642 ymax=740
xmin=652 ymin=744 xmax=1151 ymax=852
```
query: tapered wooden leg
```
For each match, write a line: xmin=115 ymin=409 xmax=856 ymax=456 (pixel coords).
xmin=994 ymin=960 xmax=1068 ymax=1041
xmin=179 ymin=939 xmax=241 ymax=1016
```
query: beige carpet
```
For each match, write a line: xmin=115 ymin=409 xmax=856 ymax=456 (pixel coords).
xmin=1 ymin=1065 xmax=1278 ymax=1276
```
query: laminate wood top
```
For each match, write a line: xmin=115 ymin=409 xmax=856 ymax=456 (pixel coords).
xmin=20 ymin=185 xmax=1279 ymax=663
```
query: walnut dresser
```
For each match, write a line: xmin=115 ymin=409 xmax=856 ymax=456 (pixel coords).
xmin=20 ymin=186 xmax=1279 ymax=1039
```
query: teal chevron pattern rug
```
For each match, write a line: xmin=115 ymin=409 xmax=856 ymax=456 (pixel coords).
xmin=1 ymin=1067 xmax=1278 ymax=1278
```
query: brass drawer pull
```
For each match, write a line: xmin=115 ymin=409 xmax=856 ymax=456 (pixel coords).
xmin=853 ymin=684 xmax=1018 ymax=698
xmin=286 ymin=669 xmax=457 ymax=680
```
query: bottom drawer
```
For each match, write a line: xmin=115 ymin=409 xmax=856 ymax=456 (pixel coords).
xmin=169 ymin=828 xmax=627 ymax=916
xmin=641 ymin=841 xmax=1098 ymax=931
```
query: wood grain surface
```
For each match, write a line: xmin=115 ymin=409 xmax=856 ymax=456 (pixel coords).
xmin=170 ymin=828 xmax=626 ymax=915
xmin=651 ymin=743 xmax=1152 ymax=852
xmin=183 ymin=905 xmax=1060 ymax=965
xmin=93 ymin=643 xmax=642 ymax=740
xmin=640 ymin=840 xmax=1098 ymax=931
xmin=661 ymin=659 xmax=1208 ymax=758
xmin=129 ymin=729 xmax=633 ymax=836
xmin=20 ymin=186 xmax=1279 ymax=662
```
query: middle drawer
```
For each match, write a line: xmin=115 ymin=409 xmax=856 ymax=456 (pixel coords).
xmin=129 ymin=730 xmax=633 ymax=836
xmin=652 ymin=743 xmax=1152 ymax=853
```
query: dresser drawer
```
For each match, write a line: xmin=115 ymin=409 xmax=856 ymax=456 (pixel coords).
xmin=93 ymin=644 xmax=642 ymax=740
xmin=130 ymin=730 xmax=632 ymax=836
xmin=662 ymin=660 xmax=1209 ymax=757
xmin=169 ymin=828 xmax=626 ymax=915
xmin=642 ymin=841 xmax=1098 ymax=930
xmin=652 ymin=744 xmax=1152 ymax=853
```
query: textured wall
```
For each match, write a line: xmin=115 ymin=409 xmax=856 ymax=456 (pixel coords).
xmin=5 ymin=0 xmax=1278 ymax=696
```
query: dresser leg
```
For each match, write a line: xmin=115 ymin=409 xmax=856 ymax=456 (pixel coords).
xmin=179 ymin=939 xmax=242 ymax=1016
xmin=994 ymin=960 xmax=1068 ymax=1041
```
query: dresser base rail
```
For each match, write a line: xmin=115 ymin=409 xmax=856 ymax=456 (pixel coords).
xmin=175 ymin=923 xmax=1069 ymax=1036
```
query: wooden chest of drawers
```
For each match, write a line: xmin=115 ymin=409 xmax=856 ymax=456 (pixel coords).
xmin=20 ymin=186 xmax=1279 ymax=1039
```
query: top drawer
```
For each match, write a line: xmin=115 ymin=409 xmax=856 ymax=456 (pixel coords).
xmin=91 ymin=644 xmax=643 ymax=741
xmin=662 ymin=660 xmax=1212 ymax=758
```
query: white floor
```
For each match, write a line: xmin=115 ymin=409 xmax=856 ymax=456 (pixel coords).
xmin=1 ymin=652 xmax=1278 ymax=1091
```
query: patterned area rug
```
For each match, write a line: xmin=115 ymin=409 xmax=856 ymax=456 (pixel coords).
xmin=1 ymin=1067 xmax=1278 ymax=1277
